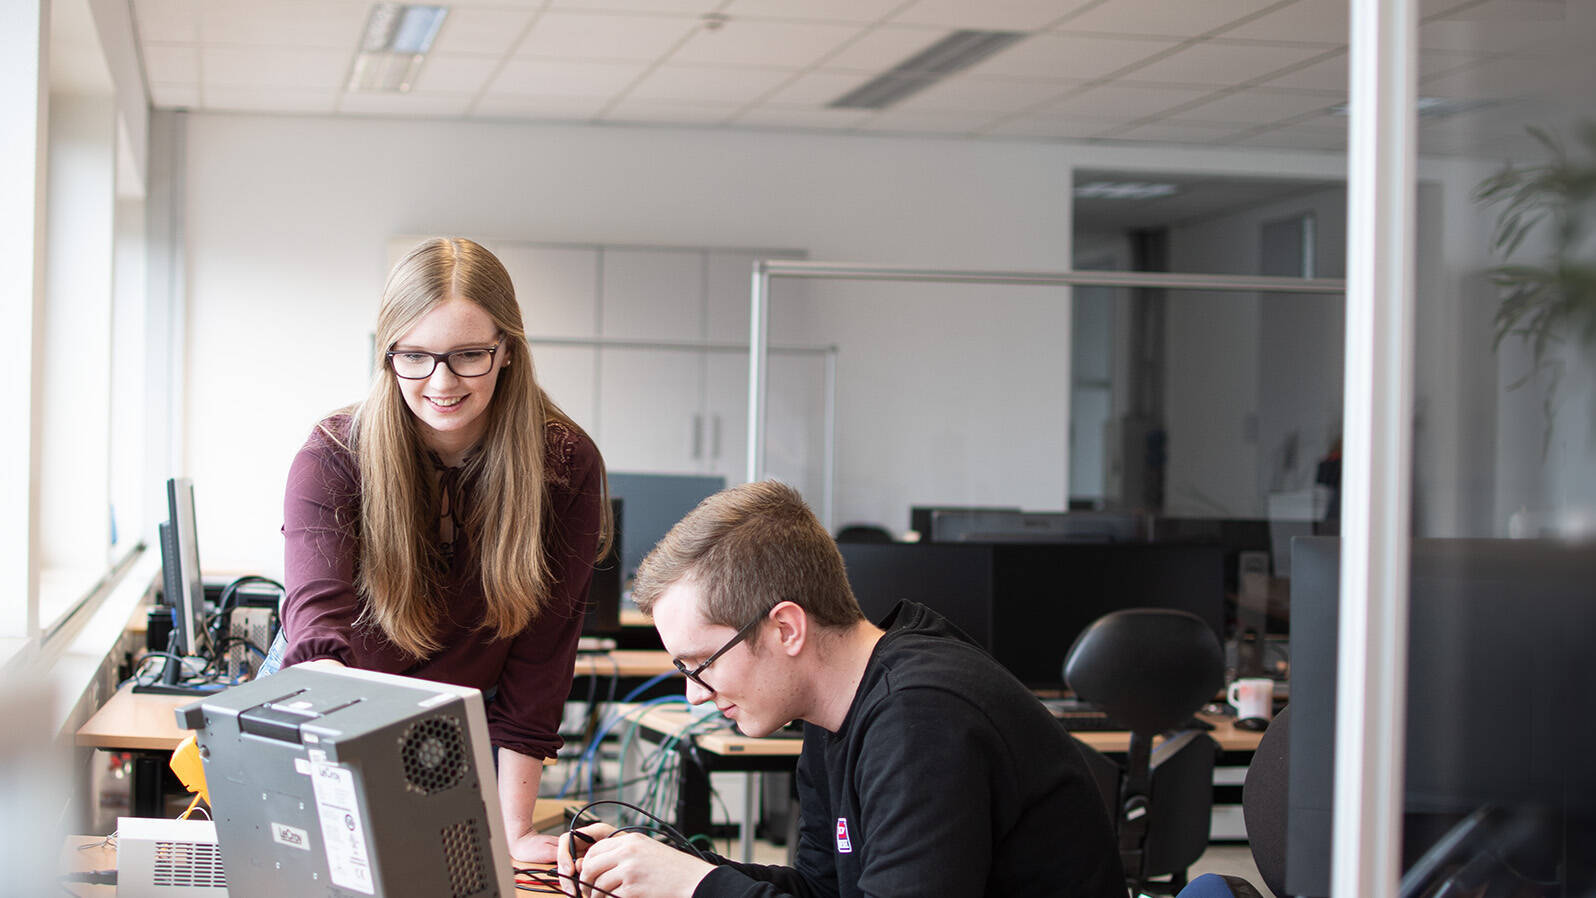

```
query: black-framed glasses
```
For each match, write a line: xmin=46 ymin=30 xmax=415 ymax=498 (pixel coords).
xmin=673 ymin=612 xmax=768 ymax=693
xmin=385 ymin=339 xmax=503 ymax=380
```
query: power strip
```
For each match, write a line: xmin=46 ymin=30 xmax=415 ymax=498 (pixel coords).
xmin=116 ymin=817 xmax=228 ymax=897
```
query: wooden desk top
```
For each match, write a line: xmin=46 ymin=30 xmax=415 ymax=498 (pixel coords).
xmin=571 ymin=650 xmax=675 ymax=679
xmin=634 ymin=707 xmax=1263 ymax=757
xmin=75 ymin=684 xmax=192 ymax=752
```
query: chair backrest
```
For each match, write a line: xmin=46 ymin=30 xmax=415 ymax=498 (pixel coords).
xmin=1063 ymin=608 xmax=1225 ymax=734
xmin=1242 ymin=705 xmax=1292 ymax=898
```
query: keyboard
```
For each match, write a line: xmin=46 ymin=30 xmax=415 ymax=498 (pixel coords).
xmin=1044 ymin=700 xmax=1214 ymax=733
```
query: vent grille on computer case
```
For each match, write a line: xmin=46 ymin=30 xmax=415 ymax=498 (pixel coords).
xmin=400 ymin=715 xmax=466 ymax=793
xmin=152 ymin=838 xmax=227 ymax=889
xmin=441 ymin=818 xmax=488 ymax=897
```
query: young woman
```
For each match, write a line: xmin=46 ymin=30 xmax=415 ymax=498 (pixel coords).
xmin=274 ymin=237 xmax=611 ymax=863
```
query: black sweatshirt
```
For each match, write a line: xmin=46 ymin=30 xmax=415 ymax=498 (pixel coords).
xmin=694 ymin=601 xmax=1125 ymax=898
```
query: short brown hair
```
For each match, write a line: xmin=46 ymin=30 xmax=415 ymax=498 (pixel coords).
xmin=632 ymin=481 xmax=865 ymax=630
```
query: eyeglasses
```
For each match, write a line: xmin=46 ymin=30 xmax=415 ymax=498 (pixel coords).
xmin=673 ymin=611 xmax=769 ymax=694
xmin=385 ymin=339 xmax=502 ymax=380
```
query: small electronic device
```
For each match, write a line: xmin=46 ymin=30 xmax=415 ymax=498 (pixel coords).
xmin=115 ymin=816 xmax=227 ymax=897
xmin=178 ymin=665 xmax=514 ymax=898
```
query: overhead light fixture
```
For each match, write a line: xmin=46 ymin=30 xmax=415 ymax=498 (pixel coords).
xmin=1073 ymin=181 xmax=1180 ymax=200
xmin=348 ymin=3 xmax=448 ymax=93
xmin=828 ymin=29 xmax=1027 ymax=110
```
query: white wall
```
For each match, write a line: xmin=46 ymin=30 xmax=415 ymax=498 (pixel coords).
xmin=181 ymin=114 xmax=1083 ymax=570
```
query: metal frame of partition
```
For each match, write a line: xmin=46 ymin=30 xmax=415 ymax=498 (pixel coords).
xmin=527 ymin=335 xmax=839 ymax=529
xmin=744 ymin=259 xmax=1347 ymax=491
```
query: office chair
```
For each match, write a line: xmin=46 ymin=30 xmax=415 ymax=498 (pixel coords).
xmin=1064 ymin=608 xmax=1226 ymax=894
xmin=1172 ymin=705 xmax=1292 ymax=898
xmin=835 ymin=523 xmax=893 ymax=543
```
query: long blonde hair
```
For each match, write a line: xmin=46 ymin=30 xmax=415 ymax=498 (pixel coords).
xmin=342 ymin=237 xmax=611 ymax=659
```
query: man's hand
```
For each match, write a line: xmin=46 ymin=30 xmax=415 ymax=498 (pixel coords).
xmin=558 ymin=826 xmax=714 ymax=898
xmin=509 ymin=832 xmax=561 ymax=865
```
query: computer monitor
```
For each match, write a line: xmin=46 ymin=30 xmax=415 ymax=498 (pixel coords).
xmin=988 ymin=543 xmax=1225 ymax=691
xmin=838 ymin=542 xmax=996 ymax=648
xmin=583 ymin=497 xmax=623 ymax=637
xmin=137 ymin=478 xmax=216 ymax=695
xmin=1286 ymin=537 xmax=1596 ymax=896
xmin=908 ymin=505 xmax=1019 ymax=541
xmin=607 ymin=472 xmax=725 ymax=588
xmin=929 ymin=509 xmax=1146 ymax=544
xmin=179 ymin=665 xmax=515 ymax=898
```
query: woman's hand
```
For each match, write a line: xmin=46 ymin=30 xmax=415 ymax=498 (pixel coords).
xmin=555 ymin=822 xmax=616 ymax=879
xmin=509 ymin=832 xmax=561 ymax=865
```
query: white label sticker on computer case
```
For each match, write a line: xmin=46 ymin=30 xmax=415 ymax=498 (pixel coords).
xmin=309 ymin=761 xmax=375 ymax=894
xmin=271 ymin=822 xmax=311 ymax=850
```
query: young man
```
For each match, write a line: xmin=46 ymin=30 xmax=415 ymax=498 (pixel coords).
xmin=558 ymin=481 xmax=1124 ymax=898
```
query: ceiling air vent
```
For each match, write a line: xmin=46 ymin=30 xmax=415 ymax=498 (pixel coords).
xmin=828 ymin=29 xmax=1027 ymax=110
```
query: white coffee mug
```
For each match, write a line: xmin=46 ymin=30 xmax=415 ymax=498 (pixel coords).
xmin=1227 ymin=677 xmax=1274 ymax=721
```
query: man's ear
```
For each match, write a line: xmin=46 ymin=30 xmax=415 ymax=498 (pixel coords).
xmin=768 ymin=601 xmax=808 ymax=657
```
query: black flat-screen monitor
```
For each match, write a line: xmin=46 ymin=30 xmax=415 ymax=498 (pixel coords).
xmin=583 ymin=498 xmax=623 ymax=636
xmin=1287 ymin=537 xmax=1596 ymax=897
xmin=909 ymin=505 xmax=1018 ymax=541
xmin=136 ymin=478 xmax=215 ymax=695
xmin=930 ymin=509 xmax=1145 ymax=544
xmin=988 ymin=543 xmax=1225 ymax=691
xmin=838 ymin=542 xmax=996 ymax=648
xmin=608 ymin=472 xmax=725 ymax=588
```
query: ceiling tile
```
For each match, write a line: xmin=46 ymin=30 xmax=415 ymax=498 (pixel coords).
xmin=203 ymin=86 xmax=339 ymax=114
xmin=201 ymin=47 xmax=351 ymax=89
xmin=198 ymin=1 xmax=369 ymax=49
xmin=143 ymin=44 xmax=199 ymax=84
xmin=339 ymin=92 xmax=476 ymax=116
xmin=1043 ymin=82 xmax=1215 ymax=119
xmin=1217 ymin=0 xmax=1348 ymax=45
xmin=894 ymin=76 xmax=1076 ymax=113
xmin=431 ymin=7 xmax=539 ymax=56
xmin=763 ymin=70 xmax=872 ymax=106
xmin=148 ymin=81 xmax=200 ymax=108
xmin=1057 ymin=0 xmax=1284 ymax=40
xmin=601 ymin=99 xmax=742 ymax=124
xmin=1419 ymin=7 xmax=1564 ymax=53
xmin=548 ymin=0 xmax=712 ymax=12
xmin=817 ymin=25 xmax=950 ymax=72
xmin=516 ymin=11 xmax=698 ymax=61
xmin=966 ymin=32 xmax=1177 ymax=81
xmin=1173 ymin=87 xmax=1341 ymax=124
xmin=470 ymin=94 xmax=608 ymax=120
xmin=731 ymin=105 xmax=876 ymax=129
xmin=132 ymin=0 xmax=200 ymax=44
xmin=1257 ymin=49 xmax=1344 ymax=90
xmin=857 ymin=107 xmax=1007 ymax=134
xmin=1101 ymin=119 xmax=1240 ymax=144
xmin=669 ymin=19 xmax=860 ymax=68
xmin=890 ymin=0 xmax=1094 ymax=31
xmin=1420 ymin=56 xmax=1565 ymax=100
xmin=627 ymin=65 xmax=795 ymax=104
xmin=1228 ymin=124 xmax=1345 ymax=151
xmin=413 ymin=55 xmax=502 ymax=94
xmin=981 ymin=115 xmax=1117 ymax=139
xmin=723 ymin=0 xmax=909 ymax=25
xmin=487 ymin=58 xmax=647 ymax=97
xmin=1121 ymin=40 xmax=1329 ymax=86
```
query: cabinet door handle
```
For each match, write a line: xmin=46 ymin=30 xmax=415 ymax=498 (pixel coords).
xmin=712 ymin=415 xmax=721 ymax=460
xmin=692 ymin=414 xmax=703 ymax=460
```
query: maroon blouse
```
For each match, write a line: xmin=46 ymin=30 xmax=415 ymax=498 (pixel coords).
xmin=280 ymin=413 xmax=603 ymax=759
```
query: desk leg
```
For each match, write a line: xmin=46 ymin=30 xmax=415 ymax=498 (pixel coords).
xmin=674 ymin=745 xmax=713 ymax=850
xmin=739 ymin=772 xmax=757 ymax=862
xmin=130 ymin=753 xmax=165 ymax=818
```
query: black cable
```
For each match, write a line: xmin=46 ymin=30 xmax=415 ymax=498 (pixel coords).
xmin=515 ymin=866 xmax=626 ymax=898
xmin=567 ymin=799 xmax=713 ymax=863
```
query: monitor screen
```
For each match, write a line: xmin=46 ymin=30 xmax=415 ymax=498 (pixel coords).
xmin=929 ymin=509 xmax=1145 ymax=544
xmin=607 ymin=472 xmax=725 ymax=588
xmin=181 ymin=665 xmax=515 ymax=898
xmin=838 ymin=542 xmax=996 ymax=649
xmin=583 ymin=498 xmax=623 ymax=636
xmin=988 ymin=543 xmax=1225 ymax=691
xmin=1286 ymin=537 xmax=1596 ymax=896
xmin=166 ymin=477 xmax=210 ymax=658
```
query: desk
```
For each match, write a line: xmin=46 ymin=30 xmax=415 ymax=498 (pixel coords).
xmin=76 ymin=685 xmax=193 ymax=817
xmin=630 ymin=707 xmax=1264 ymax=862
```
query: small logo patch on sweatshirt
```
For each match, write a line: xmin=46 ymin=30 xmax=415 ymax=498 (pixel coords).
xmin=835 ymin=817 xmax=853 ymax=853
